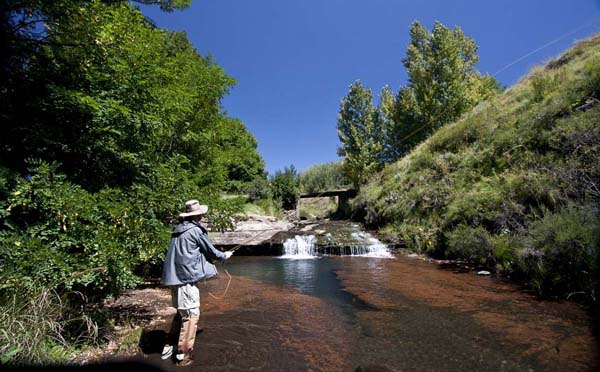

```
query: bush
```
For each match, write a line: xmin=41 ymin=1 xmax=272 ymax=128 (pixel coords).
xmin=246 ymin=176 xmax=272 ymax=202
xmin=271 ymin=166 xmax=299 ymax=210
xmin=0 ymin=288 xmax=72 ymax=365
xmin=299 ymin=161 xmax=350 ymax=194
xmin=518 ymin=205 xmax=600 ymax=298
xmin=446 ymin=224 xmax=494 ymax=265
xmin=530 ymin=68 xmax=563 ymax=103
xmin=491 ymin=233 xmax=519 ymax=272
xmin=0 ymin=161 xmax=244 ymax=298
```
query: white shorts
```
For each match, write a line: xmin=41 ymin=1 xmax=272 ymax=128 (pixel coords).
xmin=171 ymin=283 xmax=200 ymax=316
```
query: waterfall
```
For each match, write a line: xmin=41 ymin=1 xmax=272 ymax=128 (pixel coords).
xmin=346 ymin=232 xmax=393 ymax=257
xmin=281 ymin=235 xmax=318 ymax=259
xmin=281 ymin=231 xmax=392 ymax=258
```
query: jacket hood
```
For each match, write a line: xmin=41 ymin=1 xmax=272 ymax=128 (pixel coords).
xmin=172 ymin=222 xmax=199 ymax=237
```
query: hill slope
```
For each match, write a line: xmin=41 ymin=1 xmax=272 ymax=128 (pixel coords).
xmin=355 ymin=34 xmax=600 ymax=300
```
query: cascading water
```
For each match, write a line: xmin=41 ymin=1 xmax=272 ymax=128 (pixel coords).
xmin=281 ymin=235 xmax=318 ymax=259
xmin=280 ymin=228 xmax=392 ymax=258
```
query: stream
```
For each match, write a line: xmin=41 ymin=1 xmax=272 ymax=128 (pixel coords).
xmin=145 ymin=221 xmax=599 ymax=371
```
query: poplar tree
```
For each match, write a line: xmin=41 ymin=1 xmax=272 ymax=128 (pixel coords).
xmin=389 ymin=21 xmax=499 ymax=158
xmin=337 ymin=81 xmax=385 ymax=187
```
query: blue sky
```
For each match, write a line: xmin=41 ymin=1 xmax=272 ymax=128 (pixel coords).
xmin=140 ymin=0 xmax=600 ymax=174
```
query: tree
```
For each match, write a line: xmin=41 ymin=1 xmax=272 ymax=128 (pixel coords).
xmin=217 ymin=118 xmax=266 ymax=193
xmin=336 ymin=81 xmax=386 ymax=187
xmin=0 ymin=1 xmax=263 ymax=193
xmin=376 ymin=85 xmax=396 ymax=163
xmin=388 ymin=21 xmax=499 ymax=158
xmin=271 ymin=165 xmax=299 ymax=210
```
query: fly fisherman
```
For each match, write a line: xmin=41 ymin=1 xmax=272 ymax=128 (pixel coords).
xmin=161 ymin=199 xmax=233 ymax=366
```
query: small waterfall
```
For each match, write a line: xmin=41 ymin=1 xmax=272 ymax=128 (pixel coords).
xmin=280 ymin=231 xmax=392 ymax=258
xmin=346 ymin=232 xmax=393 ymax=257
xmin=281 ymin=235 xmax=318 ymax=259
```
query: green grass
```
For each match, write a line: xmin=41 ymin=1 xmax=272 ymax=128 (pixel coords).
xmin=298 ymin=197 xmax=338 ymax=220
xmin=243 ymin=198 xmax=284 ymax=219
xmin=0 ymin=289 xmax=74 ymax=365
xmin=355 ymin=33 xmax=600 ymax=300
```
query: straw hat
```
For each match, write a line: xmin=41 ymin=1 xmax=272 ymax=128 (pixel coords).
xmin=179 ymin=199 xmax=208 ymax=217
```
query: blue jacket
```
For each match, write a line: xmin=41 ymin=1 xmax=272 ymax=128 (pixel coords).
xmin=161 ymin=221 xmax=226 ymax=286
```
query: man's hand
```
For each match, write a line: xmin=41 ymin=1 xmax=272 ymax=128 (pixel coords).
xmin=224 ymin=251 xmax=233 ymax=260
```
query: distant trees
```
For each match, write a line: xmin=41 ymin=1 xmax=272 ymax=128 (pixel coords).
xmin=270 ymin=165 xmax=300 ymax=210
xmin=299 ymin=161 xmax=350 ymax=194
xmin=337 ymin=21 xmax=500 ymax=186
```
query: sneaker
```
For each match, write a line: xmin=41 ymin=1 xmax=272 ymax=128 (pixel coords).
xmin=161 ymin=345 xmax=173 ymax=360
xmin=176 ymin=353 xmax=193 ymax=367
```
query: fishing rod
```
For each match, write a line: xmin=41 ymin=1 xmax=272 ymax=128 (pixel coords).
xmin=206 ymin=227 xmax=283 ymax=300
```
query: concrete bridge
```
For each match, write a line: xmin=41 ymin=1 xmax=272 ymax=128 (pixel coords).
xmin=296 ymin=188 xmax=357 ymax=219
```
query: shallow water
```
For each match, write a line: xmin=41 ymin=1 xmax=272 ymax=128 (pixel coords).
xmin=149 ymin=255 xmax=599 ymax=371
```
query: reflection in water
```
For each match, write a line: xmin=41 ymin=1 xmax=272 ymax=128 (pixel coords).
xmin=282 ymin=259 xmax=320 ymax=293
xmin=222 ymin=256 xmax=599 ymax=371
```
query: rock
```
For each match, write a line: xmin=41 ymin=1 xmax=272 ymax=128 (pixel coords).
xmin=210 ymin=214 xmax=293 ymax=247
xmin=477 ymin=270 xmax=491 ymax=276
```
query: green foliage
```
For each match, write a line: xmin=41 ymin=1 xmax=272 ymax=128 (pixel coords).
xmin=0 ymin=0 xmax=262 ymax=298
xmin=206 ymin=196 xmax=246 ymax=233
xmin=0 ymin=0 xmax=262 ymax=364
xmin=519 ymin=206 xmax=600 ymax=298
xmin=298 ymin=197 xmax=338 ymax=220
xmin=2 ymin=1 xmax=264 ymax=192
xmin=0 ymin=287 xmax=72 ymax=365
xmin=218 ymin=118 xmax=266 ymax=194
xmin=446 ymin=225 xmax=493 ymax=265
xmin=244 ymin=198 xmax=282 ymax=218
xmin=337 ymin=81 xmax=386 ymax=187
xmin=270 ymin=165 xmax=299 ymax=210
xmin=246 ymin=175 xmax=273 ymax=203
xmin=388 ymin=21 xmax=500 ymax=158
xmin=357 ymin=33 xmax=600 ymax=301
xmin=336 ymin=21 xmax=498 ymax=188
xmin=298 ymin=161 xmax=350 ymax=194
xmin=530 ymin=67 xmax=563 ymax=102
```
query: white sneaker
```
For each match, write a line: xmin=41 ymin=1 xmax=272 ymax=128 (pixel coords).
xmin=161 ymin=345 xmax=174 ymax=360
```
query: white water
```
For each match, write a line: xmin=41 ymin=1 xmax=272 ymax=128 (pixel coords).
xmin=281 ymin=235 xmax=318 ymax=259
xmin=345 ymin=231 xmax=393 ymax=258
xmin=281 ymin=231 xmax=392 ymax=259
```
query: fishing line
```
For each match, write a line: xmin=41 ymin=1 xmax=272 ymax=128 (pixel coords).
xmin=204 ymin=228 xmax=281 ymax=300
xmin=493 ymin=18 xmax=600 ymax=77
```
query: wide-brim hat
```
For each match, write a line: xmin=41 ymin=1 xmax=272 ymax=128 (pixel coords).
xmin=179 ymin=199 xmax=208 ymax=217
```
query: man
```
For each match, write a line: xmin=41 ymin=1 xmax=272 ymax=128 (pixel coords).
xmin=161 ymin=199 xmax=233 ymax=366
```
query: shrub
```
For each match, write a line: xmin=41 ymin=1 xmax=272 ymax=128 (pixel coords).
xmin=270 ymin=166 xmax=299 ymax=210
xmin=491 ymin=233 xmax=519 ymax=272
xmin=395 ymin=222 xmax=442 ymax=255
xmin=530 ymin=68 xmax=563 ymax=102
xmin=518 ymin=205 xmax=600 ymax=298
xmin=0 ymin=288 xmax=71 ymax=365
xmin=246 ymin=175 xmax=272 ymax=203
xmin=0 ymin=161 xmax=244 ymax=298
xmin=446 ymin=224 xmax=493 ymax=265
xmin=299 ymin=161 xmax=350 ymax=194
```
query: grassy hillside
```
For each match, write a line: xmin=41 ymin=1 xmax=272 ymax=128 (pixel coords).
xmin=355 ymin=34 xmax=600 ymax=300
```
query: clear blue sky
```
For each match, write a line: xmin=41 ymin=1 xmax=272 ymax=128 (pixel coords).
xmin=140 ymin=0 xmax=600 ymax=174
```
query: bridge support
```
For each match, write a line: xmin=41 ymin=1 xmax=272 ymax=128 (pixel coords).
xmin=296 ymin=189 xmax=357 ymax=219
